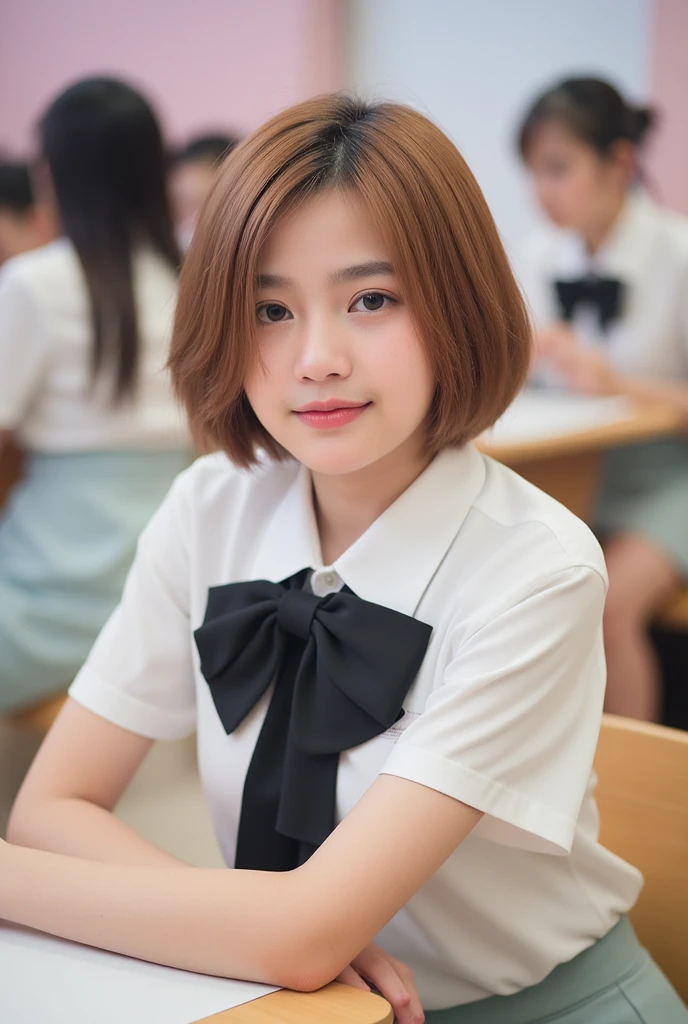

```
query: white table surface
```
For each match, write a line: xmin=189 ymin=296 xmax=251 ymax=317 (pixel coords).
xmin=0 ymin=921 xmax=277 ymax=1024
xmin=483 ymin=391 xmax=634 ymax=446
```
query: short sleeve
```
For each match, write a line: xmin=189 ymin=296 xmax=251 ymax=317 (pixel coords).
xmin=0 ymin=266 xmax=50 ymax=429
xmin=69 ymin=473 xmax=197 ymax=739
xmin=381 ymin=566 xmax=606 ymax=855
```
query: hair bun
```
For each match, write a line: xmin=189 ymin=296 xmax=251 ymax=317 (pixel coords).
xmin=627 ymin=104 xmax=656 ymax=145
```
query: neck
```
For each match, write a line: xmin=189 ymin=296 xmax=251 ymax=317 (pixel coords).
xmin=581 ymin=192 xmax=627 ymax=255
xmin=311 ymin=433 xmax=433 ymax=565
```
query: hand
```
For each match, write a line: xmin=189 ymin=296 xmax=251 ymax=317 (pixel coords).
xmin=550 ymin=343 xmax=622 ymax=396
xmin=533 ymin=322 xmax=577 ymax=365
xmin=336 ymin=942 xmax=424 ymax=1023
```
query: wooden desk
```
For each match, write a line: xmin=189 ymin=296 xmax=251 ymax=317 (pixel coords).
xmin=198 ymin=983 xmax=393 ymax=1023
xmin=479 ymin=396 xmax=680 ymax=520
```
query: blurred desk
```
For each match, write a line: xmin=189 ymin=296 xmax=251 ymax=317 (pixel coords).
xmin=479 ymin=392 xmax=681 ymax=520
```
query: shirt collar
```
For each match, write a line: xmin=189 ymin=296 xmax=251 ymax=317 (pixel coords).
xmin=250 ymin=445 xmax=487 ymax=617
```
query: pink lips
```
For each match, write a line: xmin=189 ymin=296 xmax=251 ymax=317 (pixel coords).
xmin=294 ymin=400 xmax=371 ymax=430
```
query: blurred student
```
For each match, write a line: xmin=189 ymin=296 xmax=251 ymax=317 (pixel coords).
xmin=0 ymin=162 xmax=56 ymax=265
xmin=517 ymin=77 xmax=688 ymax=722
xmin=0 ymin=77 xmax=190 ymax=714
xmin=169 ymin=133 xmax=238 ymax=249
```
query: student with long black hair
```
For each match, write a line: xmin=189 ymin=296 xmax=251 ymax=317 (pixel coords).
xmin=0 ymin=77 xmax=190 ymax=714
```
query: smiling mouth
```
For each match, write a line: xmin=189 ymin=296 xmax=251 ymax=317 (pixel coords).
xmin=293 ymin=402 xmax=371 ymax=430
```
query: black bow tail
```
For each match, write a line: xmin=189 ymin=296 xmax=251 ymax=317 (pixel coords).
xmin=234 ymin=634 xmax=306 ymax=871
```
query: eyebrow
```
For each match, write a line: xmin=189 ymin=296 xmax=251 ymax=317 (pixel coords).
xmin=256 ymin=260 xmax=394 ymax=290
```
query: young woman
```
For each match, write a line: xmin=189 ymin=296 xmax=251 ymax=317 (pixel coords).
xmin=0 ymin=78 xmax=190 ymax=714
xmin=517 ymin=76 xmax=688 ymax=723
xmin=4 ymin=96 xmax=686 ymax=1023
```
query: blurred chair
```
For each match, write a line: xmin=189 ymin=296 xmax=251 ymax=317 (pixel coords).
xmin=0 ymin=436 xmax=22 ymax=508
xmin=594 ymin=713 xmax=688 ymax=1002
xmin=658 ymin=589 xmax=688 ymax=631
xmin=10 ymin=693 xmax=67 ymax=733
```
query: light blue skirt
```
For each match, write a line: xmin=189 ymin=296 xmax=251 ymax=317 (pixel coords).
xmin=0 ymin=449 xmax=191 ymax=714
xmin=593 ymin=438 xmax=688 ymax=577
xmin=425 ymin=917 xmax=686 ymax=1022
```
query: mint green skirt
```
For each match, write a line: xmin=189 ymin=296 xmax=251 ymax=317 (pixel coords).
xmin=0 ymin=449 xmax=190 ymax=714
xmin=425 ymin=917 xmax=686 ymax=1022
xmin=593 ymin=438 xmax=688 ymax=577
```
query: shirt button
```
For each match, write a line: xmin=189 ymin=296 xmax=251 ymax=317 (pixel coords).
xmin=323 ymin=571 xmax=337 ymax=587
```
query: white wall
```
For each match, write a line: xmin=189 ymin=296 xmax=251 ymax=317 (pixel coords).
xmin=349 ymin=0 xmax=650 ymax=257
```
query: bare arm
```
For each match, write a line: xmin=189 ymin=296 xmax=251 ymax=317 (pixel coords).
xmin=535 ymin=323 xmax=688 ymax=426
xmin=615 ymin=372 xmax=688 ymax=426
xmin=2 ymin=771 xmax=481 ymax=991
xmin=8 ymin=699 xmax=188 ymax=867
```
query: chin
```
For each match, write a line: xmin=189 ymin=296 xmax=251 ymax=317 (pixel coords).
xmin=288 ymin=439 xmax=384 ymax=478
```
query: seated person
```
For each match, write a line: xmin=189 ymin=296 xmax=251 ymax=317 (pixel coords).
xmin=169 ymin=133 xmax=239 ymax=248
xmin=0 ymin=162 xmax=55 ymax=265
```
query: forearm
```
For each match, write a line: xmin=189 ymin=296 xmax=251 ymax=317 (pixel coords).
xmin=0 ymin=841 xmax=314 ymax=989
xmin=617 ymin=372 xmax=688 ymax=426
xmin=7 ymin=797 xmax=188 ymax=867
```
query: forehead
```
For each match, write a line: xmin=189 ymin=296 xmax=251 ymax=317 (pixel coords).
xmin=257 ymin=188 xmax=389 ymax=271
xmin=525 ymin=120 xmax=593 ymax=162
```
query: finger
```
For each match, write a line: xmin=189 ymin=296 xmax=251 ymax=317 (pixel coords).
xmin=358 ymin=954 xmax=424 ymax=1024
xmin=335 ymin=965 xmax=371 ymax=991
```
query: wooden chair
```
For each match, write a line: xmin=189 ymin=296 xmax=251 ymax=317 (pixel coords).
xmin=658 ymin=588 xmax=688 ymax=631
xmin=594 ymin=714 xmax=688 ymax=1002
xmin=10 ymin=693 xmax=67 ymax=733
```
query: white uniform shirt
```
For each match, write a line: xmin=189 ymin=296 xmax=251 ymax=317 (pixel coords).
xmin=518 ymin=193 xmax=688 ymax=381
xmin=0 ymin=239 xmax=188 ymax=452
xmin=69 ymin=446 xmax=642 ymax=1009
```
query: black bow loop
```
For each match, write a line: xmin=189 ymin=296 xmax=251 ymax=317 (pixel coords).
xmin=554 ymin=276 xmax=625 ymax=332
xmin=194 ymin=570 xmax=432 ymax=870
xmin=290 ymin=596 xmax=429 ymax=754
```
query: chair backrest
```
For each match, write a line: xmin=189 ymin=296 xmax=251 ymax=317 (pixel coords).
xmin=594 ymin=714 xmax=688 ymax=1002
xmin=10 ymin=693 xmax=67 ymax=734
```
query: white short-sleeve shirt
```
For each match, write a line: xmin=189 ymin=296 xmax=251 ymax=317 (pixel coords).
xmin=69 ymin=446 xmax=641 ymax=1009
xmin=517 ymin=192 xmax=688 ymax=382
xmin=0 ymin=239 xmax=189 ymax=451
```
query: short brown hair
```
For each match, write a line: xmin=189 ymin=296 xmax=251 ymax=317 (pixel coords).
xmin=170 ymin=95 xmax=531 ymax=467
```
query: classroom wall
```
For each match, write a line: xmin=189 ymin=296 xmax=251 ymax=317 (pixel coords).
xmin=647 ymin=0 xmax=688 ymax=214
xmin=349 ymin=0 xmax=651 ymax=257
xmin=0 ymin=0 xmax=344 ymax=153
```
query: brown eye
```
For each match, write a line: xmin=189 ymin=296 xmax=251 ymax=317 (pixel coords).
xmin=257 ymin=303 xmax=291 ymax=323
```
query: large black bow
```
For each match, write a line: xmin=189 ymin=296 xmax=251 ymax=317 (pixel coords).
xmin=554 ymin=276 xmax=625 ymax=332
xmin=194 ymin=570 xmax=432 ymax=871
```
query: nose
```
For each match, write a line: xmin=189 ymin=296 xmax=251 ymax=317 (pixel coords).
xmin=293 ymin=312 xmax=352 ymax=382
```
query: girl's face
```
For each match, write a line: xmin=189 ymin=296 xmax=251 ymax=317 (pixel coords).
xmin=525 ymin=120 xmax=633 ymax=234
xmin=244 ymin=189 xmax=435 ymax=478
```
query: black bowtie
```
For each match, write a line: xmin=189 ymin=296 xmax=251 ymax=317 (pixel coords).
xmin=194 ymin=569 xmax=432 ymax=871
xmin=554 ymin=276 xmax=625 ymax=332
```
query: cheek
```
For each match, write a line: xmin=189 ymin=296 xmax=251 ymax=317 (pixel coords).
xmin=372 ymin=328 xmax=434 ymax=411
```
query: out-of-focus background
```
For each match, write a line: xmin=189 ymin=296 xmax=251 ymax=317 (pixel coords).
xmin=1 ymin=0 xmax=686 ymax=869
xmin=2 ymin=0 xmax=685 ymax=245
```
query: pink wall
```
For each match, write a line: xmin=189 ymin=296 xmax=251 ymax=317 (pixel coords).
xmin=648 ymin=0 xmax=688 ymax=215
xmin=0 ymin=0 xmax=345 ymax=154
